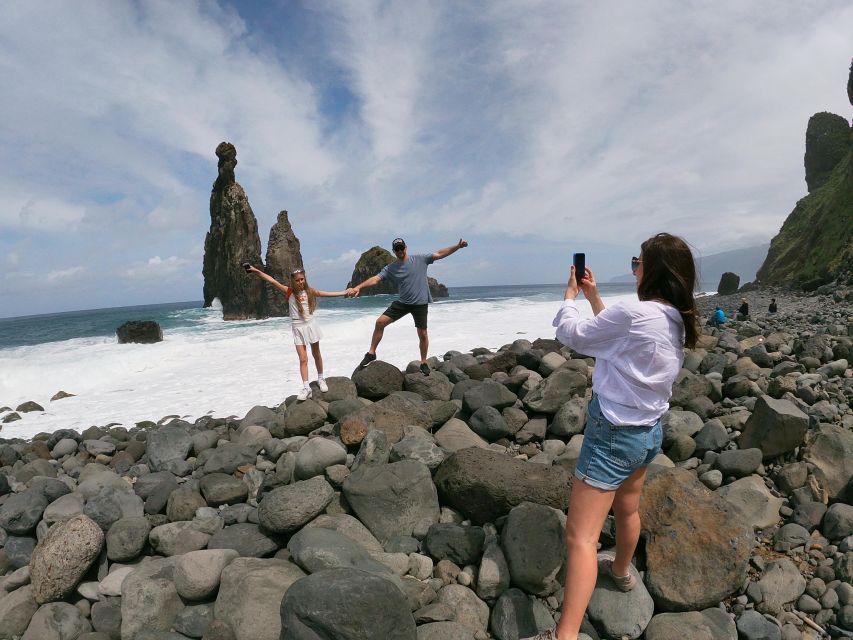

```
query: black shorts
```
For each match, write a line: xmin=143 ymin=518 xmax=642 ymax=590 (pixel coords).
xmin=382 ymin=300 xmax=428 ymax=329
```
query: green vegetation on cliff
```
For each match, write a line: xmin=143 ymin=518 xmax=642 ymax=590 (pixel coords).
xmin=756 ymin=146 xmax=853 ymax=288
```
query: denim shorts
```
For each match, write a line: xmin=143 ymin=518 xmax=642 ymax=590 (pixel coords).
xmin=575 ymin=395 xmax=663 ymax=491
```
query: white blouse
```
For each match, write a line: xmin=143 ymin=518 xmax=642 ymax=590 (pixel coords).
xmin=552 ymin=298 xmax=684 ymax=426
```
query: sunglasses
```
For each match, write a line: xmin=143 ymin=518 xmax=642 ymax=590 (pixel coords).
xmin=631 ymin=257 xmax=642 ymax=273
xmin=291 ymin=268 xmax=305 ymax=275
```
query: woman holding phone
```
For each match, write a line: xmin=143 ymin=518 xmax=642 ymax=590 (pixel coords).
xmin=524 ymin=233 xmax=698 ymax=640
xmin=246 ymin=265 xmax=348 ymax=400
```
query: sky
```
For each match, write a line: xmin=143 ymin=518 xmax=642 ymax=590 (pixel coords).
xmin=1 ymin=1 xmax=851 ymax=318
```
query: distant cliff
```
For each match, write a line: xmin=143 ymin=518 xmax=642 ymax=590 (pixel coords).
xmin=348 ymin=246 xmax=449 ymax=298
xmin=755 ymin=62 xmax=853 ymax=289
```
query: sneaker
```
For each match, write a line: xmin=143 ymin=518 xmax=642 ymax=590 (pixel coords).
xmin=520 ymin=629 xmax=557 ymax=640
xmin=296 ymin=387 xmax=312 ymax=401
xmin=598 ymin=554 xmax=637 ymax=592
xmin=419 ymin=362 xmax=430 ymax=376
xmin=357 ymin=352 xmax=377 ymax=370
xmin=318 ymin=378 xmax=329 ymax=393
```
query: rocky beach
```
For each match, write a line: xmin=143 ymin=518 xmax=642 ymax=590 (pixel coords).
xmin=0 ymin=283 xmax=850 ymax=640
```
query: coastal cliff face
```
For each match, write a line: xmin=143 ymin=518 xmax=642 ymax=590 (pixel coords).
xmin=265 ymin=211 xmax=304 ymax=317
xmin=756 ymin=63 xmax=853 ymax=289
xmin=202 ymin=143 xmax=267 ymax=320
xmin=347 ymin=246 xmax=450 ymax=298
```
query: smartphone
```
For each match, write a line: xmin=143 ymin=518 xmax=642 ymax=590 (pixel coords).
xmin=242 ymin=262 xmax=252 ymax=273
xmin=573 ymin=253 xmax=585 ymax=282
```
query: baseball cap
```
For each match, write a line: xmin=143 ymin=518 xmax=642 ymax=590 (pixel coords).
xmin=392 ymin=237 xmax=406 ymax=251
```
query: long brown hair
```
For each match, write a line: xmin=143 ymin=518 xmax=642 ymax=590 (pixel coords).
xmin=637 ymin=233 xmax=699 ymax=348
xmin=289 ymin=271 xmax=318 ymax=319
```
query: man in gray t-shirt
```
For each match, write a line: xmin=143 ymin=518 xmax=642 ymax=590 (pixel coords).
xmin=347 ymin=237 xmax=468 ymax=375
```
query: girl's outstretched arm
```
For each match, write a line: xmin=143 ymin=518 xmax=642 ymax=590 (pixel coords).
xmin=247 ymin=266 xmax=291 ymax=296
xmin=314 ymin=288 xmax=348 ymax=297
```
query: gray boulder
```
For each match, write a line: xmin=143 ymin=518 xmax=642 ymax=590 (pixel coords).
xmin=423 ymin=523 xmax=485 ymax=566
xmin=755 ymin=558 xmax=807 ymax=615
xmin=390 ymin=436 xmax=447 ymax=471
xmin=502 ymin=502 xmax=565 ymax=596
xmin=416 ymin=621 xmax=476 ymax=639
xmin=283 ymin=400 xmax=327 ymax=437
xmin=0 ymin=488 xmax=48 ymax=534
xmin=644 ymin=608 xmax=737 ymax=640
xmin=435 ymin=584 xmax=490 ymax=633
xmin=258 ymin=476 xmax=335 ymax=534
xmin=434 ymin=419 xmax=489 ymax=452
xmin=736 ymin=610 xmax=781 ymax=640
xmin=174 ymin=548 xmax=240 ymax=601
xmin=404 ymin=371 xmax=454 ymax=401
xmin=303 ymin=513 xmax=384 ymax=555
xmin=587 ymin=552 xmax=654 ymax=639
xmin=489 ymin=588 xmax=554 ymax=640
xmin=823 ymin=503 xmax=853 ymax=540
xmin=200 ymin=473 xmax=249 ymax=506
xmin=343 ymin=460 xmax=440 ymax=543
xmin=106 ymin=516 xmax=151 ymax=561
xmin=352 ymin=360 xmax=405 ymax=399
xmin=30 ymin=514 xmax=104 ymax=604
xmin=279 ymin=567 xmax=416 ymax=639
xmin=202 ymin=443 xmax=260 ymax=475
xmin=737 ymin=396 xmax=809 ymax=460
xmin=287 ymin=527 xmax=392 ymax=577
xmin=462 ymin=380 xmax=518 ymax=413
xmin=21 ymin=602 xmax=92 ymax=640
xmin=549 ymin=397 xmax=588 ymax=437
xmin=661 ymin=410 xmax=703 ymax=448
xmin=805 ymin=424 xmax=853 ymax=501
xmin=214 ymin=557 xmax=306 ymax=640
xmin=121 ymin=558 xmax=184 ymax=640
xmin=476 ymin=539 xmax=511 ymax=602
xmin=207 ymin=522 xmax=279 ymax=557
xmin=716 ymin=475 xmax=783 ymax=530
xmin=522 ymin=370 xmax=587 ymax=414
xmin=0 ymin=584 xmax=38 ymax=638
xmin=434 ymin=448 xmax=570 ymax=524
xmin=468 ymin=406 xmax=514 ymax=441
xmin=715 ymin=448 xmax=763 ymax=477
xmin=147 ymin=425 xmax=193 ymax=473
xmin=294 ymin=438 xmax=347 ymax=481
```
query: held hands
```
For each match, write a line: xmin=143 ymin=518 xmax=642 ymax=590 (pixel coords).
xmin=345 ymin=287 xmax=360 ymax=298
xmin=457 ymin=239 xmax=468 ymax=249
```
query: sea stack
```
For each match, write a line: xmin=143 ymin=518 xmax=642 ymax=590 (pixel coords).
xmin=265 ymin=211 xmax=304 ymax=317
xmin=348 ymin=246 xmax=449 ymax=298
xmin=202 ymin=142 xmax=267 ymax=320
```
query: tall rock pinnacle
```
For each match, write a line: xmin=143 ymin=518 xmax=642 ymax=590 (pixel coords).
xmin=202 ymin=142 xmax=267 ymax=319
xmin=265 ymin=211 xmax=304 ymax=317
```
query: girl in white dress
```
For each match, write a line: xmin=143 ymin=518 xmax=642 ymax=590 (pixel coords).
xmin=247 ymin=265 xmax=347 ymax=400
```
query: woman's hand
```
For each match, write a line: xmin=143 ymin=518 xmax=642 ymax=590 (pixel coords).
xmin=579 ymin=267 xmax=598 ymax=298
xmin=564 ymin=265 xmax=579 ymax=300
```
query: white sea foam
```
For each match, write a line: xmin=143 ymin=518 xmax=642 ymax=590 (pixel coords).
xmin=0 ymin=293 xmax=639 ymax=439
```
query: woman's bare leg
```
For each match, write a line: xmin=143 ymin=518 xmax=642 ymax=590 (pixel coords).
xmin=555 ymin=480 xmax=616 ymax=640
xmin=611 ymin=467 xmax=647 ymax=576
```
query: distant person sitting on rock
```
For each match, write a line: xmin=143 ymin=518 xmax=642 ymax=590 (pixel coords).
xmin=710 ymin=306 xmax=726 ymax=327
xmin=347 ymin=237 xmax=468 ymax=375
xmin=737 ymin=297 xmax=749 ymax=320
xmin=768 ymin=298 xmax=777 ymax=314
xmin=245 ymin=265 xmax=348 ymax=400
xmin=531 ymin=233 xmax=698 ymax=640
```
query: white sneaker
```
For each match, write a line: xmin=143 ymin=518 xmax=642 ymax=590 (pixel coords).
xmin=318 ymin=378 xmax=329 ymax=393
xmin=297 ymin=387 xmax=312 ymax=401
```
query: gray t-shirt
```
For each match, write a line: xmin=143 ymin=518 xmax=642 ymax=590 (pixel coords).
xmin=378 ymin=253 xmax=435 ymax=305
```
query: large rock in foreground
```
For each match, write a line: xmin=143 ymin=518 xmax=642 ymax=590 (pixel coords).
xmin=434 ymin=448 xmax=571 ymax=525
xmin=640 ymin=468 xmax=753 ymax=611
xmin=280 ymin=567 xmax=417 ymax=639
xmin=737 ymin=395 xmax=808 ymax=460
xmin=116 ymin=320 xmax=163 ymax=344
xmin=30 ymin=514 xmax=104 ymax=603
xmin=342 ymin=460 xmax=439 ymax=543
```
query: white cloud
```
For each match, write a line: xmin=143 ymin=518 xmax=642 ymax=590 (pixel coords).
xmin=122 ymin=256 xmax=191 ymax=280
xmin=319 ymin=249 xmax=362 ymax=267
xmin=46 ymin=266 xmax=85 ymax=283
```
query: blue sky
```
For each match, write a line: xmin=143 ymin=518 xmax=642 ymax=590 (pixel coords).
xmin=1 ymin=1 xmax=851 ymax=317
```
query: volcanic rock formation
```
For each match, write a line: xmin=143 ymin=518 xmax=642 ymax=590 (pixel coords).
xmin=203 ymin=143 xmax=267 ymax=320
xmin=265 ymin=211 xmax=304 ymax=317
xmin=347 ymin=246 xmax=449 ymax=298
xmin=756 ymin=60 xmax=853 ymax=288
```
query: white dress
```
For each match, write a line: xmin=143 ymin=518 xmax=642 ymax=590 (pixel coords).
xmin=288 ymin=290 xmax=323 ymax=345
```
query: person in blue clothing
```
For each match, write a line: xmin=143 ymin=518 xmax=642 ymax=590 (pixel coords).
xmin=711 ymin=306 xmax=726 ymax=327
xmin=347 ymin=237 xmax=468 ymax=375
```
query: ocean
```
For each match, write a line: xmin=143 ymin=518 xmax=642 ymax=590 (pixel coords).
xmin=0 ymin=283 xmax=691 ymax=439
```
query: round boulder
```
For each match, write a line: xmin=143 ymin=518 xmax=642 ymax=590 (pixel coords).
xmin=352 ymin=361 xmax=405 ymax=400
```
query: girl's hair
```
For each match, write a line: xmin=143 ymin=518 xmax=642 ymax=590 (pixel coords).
xmin=637 ymin=233 xmax=699 ymax=349
xmin=289 ymin=271 xmax=318 ymax=319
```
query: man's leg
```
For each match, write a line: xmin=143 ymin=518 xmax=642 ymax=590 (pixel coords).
xmin=369 ymin=315 xmax=394 ymax=354
xmin=417 ymin=327 xmax=429 ymax=363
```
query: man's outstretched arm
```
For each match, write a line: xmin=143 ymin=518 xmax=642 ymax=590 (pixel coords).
xmin=346 ymin=275 xmax=382 ymax=297
xmin=432 ymin=239 xmax=468 ymax=261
